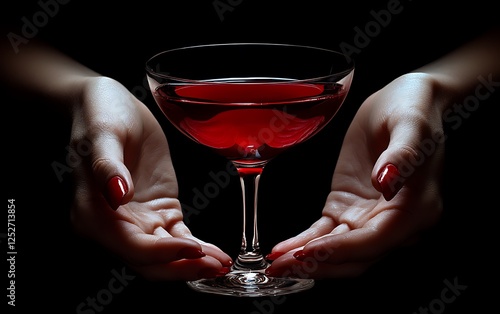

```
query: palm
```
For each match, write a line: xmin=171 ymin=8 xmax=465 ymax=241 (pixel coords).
xmin=70 ymin=78 xmax=230 ymax=280
xmin=269 ymin=74 xmax=445 ymax=278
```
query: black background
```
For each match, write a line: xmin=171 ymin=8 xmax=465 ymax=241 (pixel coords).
xmin=2 ymin=0 xmax=499 ymax=313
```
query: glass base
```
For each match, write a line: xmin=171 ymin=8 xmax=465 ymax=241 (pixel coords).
xmin=186 ymin=269 xmax=314 ymax=297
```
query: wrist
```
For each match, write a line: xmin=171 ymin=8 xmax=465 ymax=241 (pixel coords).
xmin=65 ymin=75 xmax=114 ymax=116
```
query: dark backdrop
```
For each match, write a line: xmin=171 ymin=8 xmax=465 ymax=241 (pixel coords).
xmin=3 ymin=0 xmax=498 ymax=313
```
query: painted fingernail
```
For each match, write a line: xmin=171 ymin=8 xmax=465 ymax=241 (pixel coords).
xmin=177 ymin=247 xmax=206 ymax=259
xmin=293 ymin=250 xmax=311 ymax=261
xmin=377 ymin=164 xmax=403 ymax=201
xmin=198 ymin=267 xmax=230 ymax=279
xmin=265 ymin=252 xmax=285 ymax=261
xmin=105 ymin=176 xmax=128 ymax=210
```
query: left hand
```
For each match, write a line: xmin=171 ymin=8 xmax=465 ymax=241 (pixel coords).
xmin=265 ymin=73 xmax=446 ymax=278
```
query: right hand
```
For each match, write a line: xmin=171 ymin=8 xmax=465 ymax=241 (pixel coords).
xmin=69 ymin=76 xmax=233 ymax=280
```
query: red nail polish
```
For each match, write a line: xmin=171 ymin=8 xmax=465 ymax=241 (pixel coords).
xmin=265 ymin=252 xmax=285 ymax=261
xmin=293 ymin=250 xmax=308 ymax=261
xmin=105 ymin=176 xmax=128 ymax=210
xmin=177 ymin=247 xmax=206 ymax=259
xmin=377 ymin=164 xmax=403 ymax=201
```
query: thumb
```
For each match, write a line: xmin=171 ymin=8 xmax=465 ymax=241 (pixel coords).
xmin=90 ymin=134 xmax=134 ymax=210
xmin=372 ymin=122 xmax=440 ymax=201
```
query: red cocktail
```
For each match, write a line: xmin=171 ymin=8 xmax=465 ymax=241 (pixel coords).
xmin=146 ymin=43 xmax=354 ymax=297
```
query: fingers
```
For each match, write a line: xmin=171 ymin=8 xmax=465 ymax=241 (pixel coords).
xmin=108 ymin=222 xmax=229 ymax=266
xmin=109 ymin=223 xmax=203 ymax=265
xmin=137 ymin=228 xmax=233 ymax=281
xmin=267 ymin=210 xmax=416 ymax=279
xmin=367 ymin=75 xmax=447 ymax=201
xmin=197 ymin=242 xmax=234 ymax=267
xmin=70 ymin=126 xmax=134 ymax=210
xmin=90 ymin=134 xmax=134 ymax=210
xmin=97 ymin=220 xmax=233 ymax=280
xmin=69 ymin=78 xmax=142 ymax=210
xmin=269 ymin=216 xmax=336 ymax=254
xmin=266 ymin=251 xmax=372 ymax=279
xmin=133 ymin=257 xmax=231 ymax=281
xmin=173 ymin=229 xmax=234 ymax=267
xmin=371 ymin=123 xmax=419 ymax=201
xmin=372 ymin=116 xmax=445 ymax=201
xmin=123 ymin=227 xmax=231 ymax=281
xmin=157 ymin=212 xmax=234 ymax=267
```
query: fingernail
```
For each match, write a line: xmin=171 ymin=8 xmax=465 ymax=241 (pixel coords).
xmin=177 ymin=247 xmax=206 ymax=259
xmin=198 ymin=267 xmax=230 ymax=279
xmin=105 ymin=176 xmax=128 ymax=210
xmin=377 ymin=164 xmax=403 ymax=201
xmin=265 ymin=252 xmax=285 ymax=261
xmin=293 ymin=250 xmax=310 ymax=261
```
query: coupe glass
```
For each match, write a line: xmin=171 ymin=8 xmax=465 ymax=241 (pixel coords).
xmin=146 ymin=43 xmax=354 ymax=297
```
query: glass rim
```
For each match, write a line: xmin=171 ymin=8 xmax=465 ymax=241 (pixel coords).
xmin=145 ymin=42 xmax=355 ymax=84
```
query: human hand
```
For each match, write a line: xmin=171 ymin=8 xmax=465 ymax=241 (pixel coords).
xmin=69 ymin=76 xmax=232 ymax=280
xmin=266 ymin=73 xmax=446 ymax=278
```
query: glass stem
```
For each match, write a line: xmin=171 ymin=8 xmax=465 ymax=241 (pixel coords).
xmin=233 ymin=166 xmax=268 ymax=271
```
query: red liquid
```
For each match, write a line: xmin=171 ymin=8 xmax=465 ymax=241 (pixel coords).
xmin=153 ymin=80 xmax=349 ymax=166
